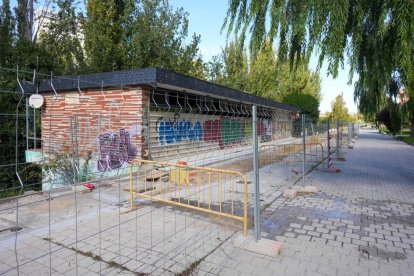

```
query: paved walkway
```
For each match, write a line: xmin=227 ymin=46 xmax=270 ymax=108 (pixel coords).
xmin=2 ymin=129 xmax=414 ymax=275
xmin=200 ymin=129 xmax=414 ymax=275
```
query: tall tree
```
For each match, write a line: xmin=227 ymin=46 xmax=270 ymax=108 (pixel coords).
xmin=123 ymin=0 xmax=202 ymax=76
xmin=0 ymin=0 xmax=17 ymax=110
xmin=330 ymin=93 xmax=350 ymax=122
xmin=217 ymin=39 xmax=249 ymax=91
xmin=83 ymin=0 xmax=203 ymax=75
xmin=83 ymin=0 xmax=126 ymax=72
xmin=0 ymin=0 xmax=14 ymax=68
xmin=15 ymin=0 xmax=32 ymax=41
xmin=249 ymin=40 xmax=277 ymax=99
xmin=223 ymin=0 xmax=414 ymax=136
xmin=1 ymin=0 xmax=52 ymax=91
xmin=38 ymin=0 xmax=85 ymax=75
xmin=276 ymin=63 xmax=321 ymax=101
xmin=208 ymin=38 xmax=321 ymax=121
xmin=278 ymin=63 xmax=321 ymax=122
xmin=207 ymin=55 xmax=225 ymax=84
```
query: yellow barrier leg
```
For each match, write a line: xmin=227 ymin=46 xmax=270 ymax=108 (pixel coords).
xmin=208 ymin=172 xmax=212 ymax=210
xmin=243 ymin=176 xmax=248 ymax=237
xmin=187 ymin=174 xmax=190 ymax=205
xmin=197 ymin=172 xmax=201 ymax=208
xmin=144 ymin=169 xmax=147 ymax=192
xmin=137 ymin=166 xmax=140 ymax=193
xmin=219 ymin=174 xmax=222 ymax=213
xmin=178 ymin=178 xmax=181 ymax=203
xmin=231 ymin=175 xmax=234 ymax=215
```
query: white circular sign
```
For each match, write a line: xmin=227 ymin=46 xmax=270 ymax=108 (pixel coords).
xmin=29 ymin=94 xmax=44 ymax=109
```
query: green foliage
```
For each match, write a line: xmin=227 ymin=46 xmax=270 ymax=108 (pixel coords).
xmin=0 ymin=163 xmax=42 ymax=198
xmin=376 ymin=105 xmax=401 ymax=136
xmin=0 ymin=0 xmax=14 ymax=68
xmin=275 ymin=63 xmax=321 ymax=100
xmin=43 ymin=144 xmax=94 ymax=185
xmin=330 ymin=93 xmax=351 ymax=122
xmin=398 ymin=136 xmax=414 ymax=146
xmin=15 ymin=0 xmax=30 ymax=41
xmin=43 ymin=146 xmax=76 ymax=186
xmin=124 ymin=0 xmax=202 ymax=75
xmin=220 ymin=40 xmax=249 ymax=91
xmin=223 ymin=0 xmax=414 ymax=136
xmin=0 ymin=0 xmax=54 ymax=95
xmin=275 ymin=63 xmax=321 ymax=122
xmin=38 ymin=0 xmax=86 ymax=75
xmin=83 ymin=0 xmax=125 ymax=72
xmin=188 ymin=57 xmax=207 ymax=80
xmin=223 ymin=0 xmax=414 ymax=79
xmin=207 ymin=39 xmax=249 ymax=91
xmin=207 ymin=55 xmax=224 ymax=84
xmin=249 ymin=41 xmax=277 ymax=99
xmin=282 ymin=92 xmax=319 ymax=122
xmin=80 ymin=150 xmax=93 ymax=182
xmin=83 ymin=0 xmax=204 ymax=75
xmin=207 ymin=39 xmax=321 ymax=120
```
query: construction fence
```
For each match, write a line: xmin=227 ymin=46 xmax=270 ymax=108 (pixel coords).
xmin=0 ymin=67 xmax=360 ymax=275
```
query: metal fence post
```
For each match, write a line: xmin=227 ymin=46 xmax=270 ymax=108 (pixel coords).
xmin=336 ymin=121 xmax=340 ymax=156
xmin=25 ymin=97 xmax=29 ymax=150
xmin=302 ymin=114 xmax=306 ymax=187
xmin=253 ymin=106 xmax=260 ymax=241
xmin=327 ymin=119 xmax=331 ymax=168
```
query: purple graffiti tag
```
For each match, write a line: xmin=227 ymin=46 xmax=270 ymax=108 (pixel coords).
xmin=97 ymin=128 xmax=138 ymax=172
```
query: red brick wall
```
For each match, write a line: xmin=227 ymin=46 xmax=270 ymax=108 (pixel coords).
xmin=41 ymin=85 xmax=149 ymax=163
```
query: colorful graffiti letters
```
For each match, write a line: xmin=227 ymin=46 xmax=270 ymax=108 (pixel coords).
xmin=157 ymin=115 xmax=274 ymax=148
xmin=204 ymin=118 xmax=246 ymax=148
xmin=97 ymin=128 xmax=137 ymax=172
xmin=219 ymin=118 xmax=242 ymax=147
xmin=158 ymin=119 xmax=204 ymax=145
xmin=203 ymin=120 xmax=220 ymax=142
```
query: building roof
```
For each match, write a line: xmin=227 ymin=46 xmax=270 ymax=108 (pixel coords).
xmin=21 ymin=67 xmax=300 ymax=112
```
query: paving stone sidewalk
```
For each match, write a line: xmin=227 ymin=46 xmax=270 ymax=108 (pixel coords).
xmin=199 ymin=129 xmax=414 ymax=276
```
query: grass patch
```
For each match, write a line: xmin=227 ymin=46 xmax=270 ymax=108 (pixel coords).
xmin=398 ymin=136 xmax=414 ymax=146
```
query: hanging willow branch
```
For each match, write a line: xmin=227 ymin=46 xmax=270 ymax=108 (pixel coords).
xmin=223 ymin=0 xmax=414 ymax=120
xmin=223 ymin=0 xmax=414 ymax=80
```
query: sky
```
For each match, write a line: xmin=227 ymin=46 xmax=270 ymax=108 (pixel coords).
xmin=169 ymin=0 xmax=358 ymax=114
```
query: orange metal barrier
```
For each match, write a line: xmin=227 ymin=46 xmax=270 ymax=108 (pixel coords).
xmin=129 ymin=160 xmax=249 ymax=236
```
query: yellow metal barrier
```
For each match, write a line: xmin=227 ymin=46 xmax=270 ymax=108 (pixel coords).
xmin=129 ymin=160 xmax=248 ymax=236
xmin=259 ymin=143 xmax=325 ymax=167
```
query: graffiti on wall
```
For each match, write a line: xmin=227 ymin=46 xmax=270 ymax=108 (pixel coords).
xmin=156 ymin=114 xmax=204 ymax=145
xmin=204 ymin=118 xmax=243 ymax=149
xmin=141 ymin=108 xmax=149 ymax=158
xmin=261 ymin=119 xmax=273 ymax=141
xmin=155 ymin=113 xmax=274 ymax=149
xmin=97 ymin=128 xmax=138 ymax=172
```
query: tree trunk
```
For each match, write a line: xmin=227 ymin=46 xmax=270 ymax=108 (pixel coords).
xmin=410 ymin=110 xmax=414 ymax=137
xmin=26 ymin=0 xmax=33 ymax=41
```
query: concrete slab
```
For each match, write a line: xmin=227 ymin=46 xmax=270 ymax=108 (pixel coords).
xmin=283 ymin=189 xmax=297 ymax=198
xmin=234 ymin=234 xmax=282 ymax=257
xmin=294 ymin=186 xmax=318 ymax=195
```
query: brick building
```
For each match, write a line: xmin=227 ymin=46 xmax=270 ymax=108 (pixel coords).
xmin=23 ymin=67 xmax=299 ymax=188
